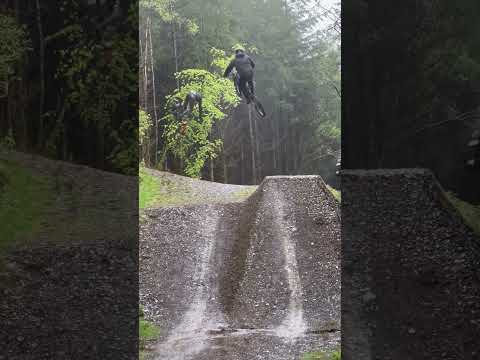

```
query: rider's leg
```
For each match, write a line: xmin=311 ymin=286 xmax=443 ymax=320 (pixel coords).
xmin=235 ymin=75 xmax=241 ymax=96
xmin=247 ymin=79 xmax=255 ymax=97
xmin=238 ymin=77 xmax=251 ymax=104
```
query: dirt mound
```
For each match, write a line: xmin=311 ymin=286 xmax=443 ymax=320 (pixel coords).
xmin=342 ymin=169 xmax=480 ymax=360
xmin=140 ymin=175 xmax=341 ymax=359
xmin=218 ymin=176 xmax=340 ymax=332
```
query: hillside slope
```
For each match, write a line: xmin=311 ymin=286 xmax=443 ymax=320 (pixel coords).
xmin=0 ymin=151 xmax=137 ymax=360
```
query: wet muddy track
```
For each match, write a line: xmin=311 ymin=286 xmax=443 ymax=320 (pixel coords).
xmin=140 ymin=176 xmax=340 ymax=359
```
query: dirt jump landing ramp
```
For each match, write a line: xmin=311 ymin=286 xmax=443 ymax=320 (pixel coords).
xmin=342 ymin=169 xmax=480 ymax=360
xmin=140 ymin=175 xmax=340 ymax=360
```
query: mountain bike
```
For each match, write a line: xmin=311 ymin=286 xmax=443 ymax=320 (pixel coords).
xmin=233 ymin=72 xmax=266 ymax=118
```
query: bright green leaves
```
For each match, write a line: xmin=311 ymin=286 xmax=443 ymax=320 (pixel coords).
xmin=140 ymin=110 xmax=153 ymax=148
xmin=162 ymin=49 xmax=239 ymax=178
xmin=51 ymin=3 xmax=138 ymax=174
xmin=140 ymin=0 xmax=199 ymax=35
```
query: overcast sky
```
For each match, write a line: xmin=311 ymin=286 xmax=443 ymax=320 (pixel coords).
xmin=301 ymin=0 xmax=340 ymax=38
xmin=316 ymin=0 xmax=340 ymax=28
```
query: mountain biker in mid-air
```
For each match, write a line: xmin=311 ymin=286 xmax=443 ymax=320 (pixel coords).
xmin=224 ymin=47 xmax=256 ymax=104
xmin=171 ymin=91 xmax=203 ymax=118
xmin=183 ymin=90 xmax=203 ymax=119
xmin=170 ymin=91 xmax=203 ymax=135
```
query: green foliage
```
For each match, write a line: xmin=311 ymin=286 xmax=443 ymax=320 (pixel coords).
xmin=0 ymin=129 xmax=16 ymax=151
xmin=327 ymin=185 xmax=341 ymax=202
xmin=139 ymin=305 xmax=160 ymax=350
xmin=139 ymin=167 xmax=162 ymax=209
xmin=139 ymin=319 xmax=160 ymax=342
xmin=302 ymin=350 xmax=341 ymax=360
xmin=0 ymin=160 xmax=51 ymax=253
xmin=0 ymin=14 xmax=29 ymax=79
xmin=141 ymin=0 xmax=198 ymax=34
xmin=52 ymin=2 xmax=138 ymax=174
xmin=139 ymin=110 xmax=153 ymax=147
xmin=210 ymin=47 xmax=232 ymax=74
xmin=446 ymin=192 xmax=480 ymax=236
xmin=163 ymin=50 xmax=239 ymax=178
xmin=107 ymin=118 xmax=139 ymax=176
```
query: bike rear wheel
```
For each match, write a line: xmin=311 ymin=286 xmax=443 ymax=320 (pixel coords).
xmin=243 ymin=86 xmax=266 ymax=118
xmin=252 ymin=97 xmax=266 ymax=118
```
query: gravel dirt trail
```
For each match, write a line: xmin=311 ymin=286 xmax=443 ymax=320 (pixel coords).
xmin=140 ymin=173 xmax=341 ymax=360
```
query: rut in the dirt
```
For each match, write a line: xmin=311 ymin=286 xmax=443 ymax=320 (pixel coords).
xmin=140 ymin=175 xmax=341 ymax=360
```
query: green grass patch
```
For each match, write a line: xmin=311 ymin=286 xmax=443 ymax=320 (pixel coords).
xmin=139 ymin=167 xmax=191 ymax=208
xmin=302 ymin=349 xmax=341 ymax=360
xmin=0 ymin=159 xmax=51 ymax=252
xmin=446 ymin=192 xmax=480 ymax=236
xmin=140 ymin=167 xmax=257 ymax=209
xmin=327 ymin=185 xmax=341 ymax=202
xmin=139 ymin=305 xmax=160 ymax=358
xmin=140 ymin=318 xmax=160 ymax=343
xmin=139 ymin=167 xmax=163 ymax=209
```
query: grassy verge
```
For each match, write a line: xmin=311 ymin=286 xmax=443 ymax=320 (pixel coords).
xmin=140 ymin=167 xmax=257 ymax=209
xmin=446 ymin=192 xmax=480 ymax=236
xmin=140 ymin=318 xmax=160 ymax=345
xmin=139 ymin=306 xmax=161 ymax=359
xmin=0 ymin=159 xmax=51 ymax=253
xmin=139 ymin=167 xmax=163 ymax=209
xmin=139 ymin=168 xmax=195 ymax=210
xmin=139 ymin=167 xmax=194 ymax=209
xmin=327 ymin=185 xmax=341 ymax=202
xmin=302 ymin=349 xmax=341 ymax=360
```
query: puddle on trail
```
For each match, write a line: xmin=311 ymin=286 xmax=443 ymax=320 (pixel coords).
xmin=153 ymin=326 xmax=340 ymax=360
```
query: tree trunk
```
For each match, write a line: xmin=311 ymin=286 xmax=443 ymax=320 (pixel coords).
xmin=276 ymin=111 xmax=281 ymax=173
xmin=241 ymin=141 xmax=245 ymax=185
xmin=35 ymin=0 xmax=45 ymax=149
xmin=139 ymin=37 xmax=143 ymax=106
xmin=248 ymin=106 xmax=257 ymax=184
xmin=254 ymin=113 xmax=261 ymax=180
xmin=143 ymin=18 xmax=149 ymax=112
xmin=173 ymin=27 xmax=179 ymax=89
xmin=147 ymin=20 xmax=159 ymax=167
xmin=210 ymin=157 xmax=214 ymax=182
xmin=223 ymin=154 xmax=228 ymax=184
xmin=143 ymin=19 xmax=150 ymax=165
xmin=272 ymin=106 xmax=277 ymax=172
xmin=97 ymin=122 xmax=105 ymax=169
xmin=170 ymin=2 xmax=180 ymax=90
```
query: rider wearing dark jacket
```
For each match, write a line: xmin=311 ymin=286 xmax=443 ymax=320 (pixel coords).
xmin=183 ymin=90 xmax=202 ymax=119
xmin=224 ymin=48 xmax=255 ymax=104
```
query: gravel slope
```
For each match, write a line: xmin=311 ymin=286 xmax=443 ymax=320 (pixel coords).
xmin=342 ymin=169 xmax=480 ymax=360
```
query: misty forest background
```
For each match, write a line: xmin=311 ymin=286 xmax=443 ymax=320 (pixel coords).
xmin=1 ymin=1 xmax=479 ymax=203
xmin=139 ymin=0 xmax=341 ymax=186
xmin=343 ymin=1 xmax=480 ymax=203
